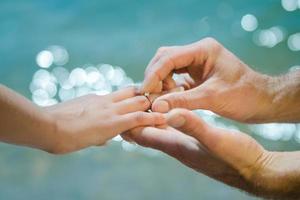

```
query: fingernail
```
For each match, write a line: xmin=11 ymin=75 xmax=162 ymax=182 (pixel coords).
xmin=167 ymin=115 xmax=186 ymax=128
xmin=152 ymin=100 xmax=170 ymax=113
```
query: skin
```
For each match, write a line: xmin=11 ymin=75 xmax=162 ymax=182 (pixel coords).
xmin=141 ymin=37 xmax=300 ymax=123
xmin=123 ymin=109 xmax=300 ymax=200
xmin=0 ymin=85 xmax=165 ymax=154
xmin=132 ymin=37 xmax=300 ymax=199
xmin=0 ymin=37 xmax=299 ymax=198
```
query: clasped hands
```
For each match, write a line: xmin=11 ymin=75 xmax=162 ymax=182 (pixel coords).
xmin=37 ymin=38 xmax=300 ymax=199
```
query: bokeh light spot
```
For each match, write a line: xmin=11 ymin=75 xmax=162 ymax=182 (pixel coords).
xmin=36 ymin=50 xmax=54 ymax=68
xmin=287 ymin=33 xmax=300 ymax=51
xmin=253 ymin=27 xmax=285 ymax=48
xmin=241 ymin=14 xmax=258 ymax=32
xmin=48 ymin=45 xmax=69 ymax=66
xmin=281 ymin=0 xmax=298 ymax=11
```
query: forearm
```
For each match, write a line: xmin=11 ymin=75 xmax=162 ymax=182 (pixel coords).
xmin=248 ymin=151 xmax=300 ymax=200
xmin=246 ymin=69 xmax=300 ymax=123
xmin=267 ymin=70 xmax=300 ymax=123
xmin=0 ymin=84 xmax=56 ymax=151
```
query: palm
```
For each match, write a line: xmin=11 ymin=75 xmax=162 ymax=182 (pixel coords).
xmin=127 ymin=126 xmax=251 ymax=190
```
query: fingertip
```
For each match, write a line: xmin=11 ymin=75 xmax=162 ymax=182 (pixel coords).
xmin=167 ymin=108 xmax=190 ymax=116
xmin=121 ymin=128 xmax=145 ymax=144
xmin=167 ymin=109 xmax=210 ymax=137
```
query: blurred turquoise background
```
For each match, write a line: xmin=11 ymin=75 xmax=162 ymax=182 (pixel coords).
xmin=0 ymin=0 xmax=300 ymax=199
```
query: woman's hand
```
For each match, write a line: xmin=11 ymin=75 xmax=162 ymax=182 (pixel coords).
xmin=0 ymin=85 xmax=165 ymax=154
xmin=141 ymin=37 xmax=300 ymax=123
xmin=43 ymin=87 xmax=165 ymax=154
xmin=123 ymin=109 xmax=300 ymax=199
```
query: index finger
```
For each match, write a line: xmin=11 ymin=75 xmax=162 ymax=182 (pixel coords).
xmin=141 ymin=44 xmax=199 ymax=93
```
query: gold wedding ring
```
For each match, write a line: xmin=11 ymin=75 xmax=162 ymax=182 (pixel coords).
xmin=144 ymin=92 xmax=151 ymax=103
xmin=144 ymin=92 xmax=152 ymax=112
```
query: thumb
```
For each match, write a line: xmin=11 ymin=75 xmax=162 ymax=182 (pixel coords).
xmin=152 ymin=86 xmax=210 ymax=113
xmin=165 ymin=109 xmax=219 ymax=150
xmin=165 ymin=109 xmax=266 ymax=173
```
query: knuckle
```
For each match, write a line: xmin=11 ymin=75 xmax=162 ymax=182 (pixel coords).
xmin=88 ymin=94 xmax=108 ymax=105
xmin=157 ymin=46 xmax=169 ymax=54
xmin=168 ymin=94 xmax=188 ymax=108
xmin=161 ymin=55 xmax=171 ymax=66
xmin=203 ymin=37 xmax=217 ymax=44
xmin=156 ymin=46 xmax=176 ymax=60
xmin=134 ymin=111 xmax=148 ymax=124
xmin=153 ymin=112 xmax=164 ymax=122
xmin=136 ymin=96 xmax=150 ymax=108
xmin=203 ymin=37 xmax=222 ymax=52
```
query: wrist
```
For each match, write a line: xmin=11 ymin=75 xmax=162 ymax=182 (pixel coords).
xmin=267 ymin=71 xmax=300 ymax=122
xmin=40 ymin=109 xmax=59 ymax=153
xmin=40 ymin=107 xmax=65 ymax=154
xmin=240 ymin=69 xmax=300 ymax=123
xmin=43 ymin=106 xmax=82 ymax=154
xmin=246 ymin=151 xmax=300 ymax=199
xmin=240 ymin=70 xmax=277 ymax=123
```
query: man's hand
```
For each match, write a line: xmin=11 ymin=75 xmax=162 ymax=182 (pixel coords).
xmin=141 ymin=37 xmax=300 ymax=123
xmin=123 ymin=109 xmax=300 ymax=199
xmin=0 ymin=85 xmax=165 ymax=154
